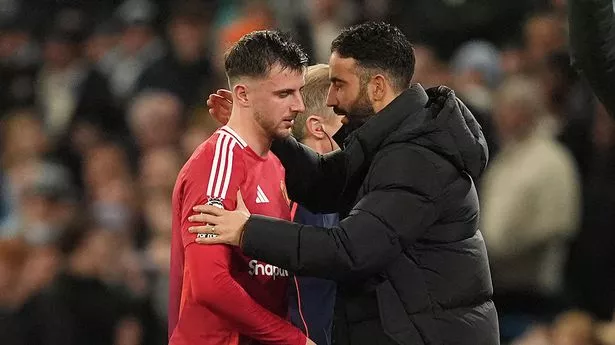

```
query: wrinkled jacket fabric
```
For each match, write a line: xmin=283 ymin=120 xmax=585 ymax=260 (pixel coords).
xmin=243 ymin=85 xmax=499 ymax=345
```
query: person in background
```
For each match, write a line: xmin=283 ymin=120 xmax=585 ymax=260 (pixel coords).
xmin=287 ymin=63 xmax=343 ymax=345
xmin=480 ymin=76 xmax=580 ymax=341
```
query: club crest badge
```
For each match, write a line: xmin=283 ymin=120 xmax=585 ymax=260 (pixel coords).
xmin=206 ymin=196 xmax=224 ymax=209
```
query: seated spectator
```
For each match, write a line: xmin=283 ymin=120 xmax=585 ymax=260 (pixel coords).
xmin=481 ymin=76 xmax=581 ymax=341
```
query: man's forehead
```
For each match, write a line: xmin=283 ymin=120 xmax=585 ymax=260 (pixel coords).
xmin=259 ymin=65 xmax=305 ymax=88
xmin=329 ymin=53 xmax=358 ymax=79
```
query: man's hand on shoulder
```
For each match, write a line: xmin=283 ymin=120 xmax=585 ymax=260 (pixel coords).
xmin=207 ymin=89 xmax=233 ymax=125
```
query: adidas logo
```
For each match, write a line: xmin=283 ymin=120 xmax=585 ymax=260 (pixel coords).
xmin=255 ymin=185 xmax=269 ymax=204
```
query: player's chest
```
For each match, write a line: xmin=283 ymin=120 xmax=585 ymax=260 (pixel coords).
xmin=239 ymin=165 xmax=291 ymax=220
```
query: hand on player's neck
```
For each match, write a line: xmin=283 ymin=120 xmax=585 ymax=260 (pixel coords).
xmin=227 ymin=106 xmax=272 ymax=157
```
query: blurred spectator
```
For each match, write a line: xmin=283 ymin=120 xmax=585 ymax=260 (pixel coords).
xmin=85 ymin=20 xmax=122 ymax=67
xmin=37 ymin=9 xmax=119 ymax=144
xmin=481 ymin=76 xmax=581 ymax=340
xmin=139 ymin=147 xmax=182 ymax=196
xmin=215 ymin=0 xmax=275 ymax=73
xmin=101 ymin=0 xmax=165 ymax=104
xmin=0 ymin=110 xmax=50 ymax=233
xmin=450 ymin=40 xmax=502 ymax=158
xmin=83 ymin=142 xmax=133 ymax=201
xmin=450 ymin=40 xmax=502 ymax=113
xmin=179 ymin=109 xmax=221 ymax=159
xmin=512 ymin=310 xmax=597 ymax=345
xmin=292 ymin=0 xmax=357 ymax=64
xmin=0 ymin=16 xmax=40 ymax=115
xmin=0 ymin=108 xmax=49 ymax=169
xmin=411 ymin=44 xmax=452 ymax=89
xmin=0 ymin=238 xmax=71 ymax=345
xmin=386 ymin=0 xmax=539 ymax=59
xmin=539 ymin=51 xmax=596 ymax=182
xmin=0 ymin=239 xmax=30 ymax=310
xmin=127 ymin=90 xmax=183 ymax=154
xmin=14 ymin=161 xmax=79 ymax=247
xmin=523 ymin=12 xmax=567 ymax=73
xmin=38 ymin=218 xmax=144 ymax=345
xmin=137 ymin=0 xmax=217 ymax=110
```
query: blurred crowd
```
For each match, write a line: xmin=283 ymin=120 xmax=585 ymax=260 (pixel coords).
xmin=1 ymin=0 xmax=614 ymax=344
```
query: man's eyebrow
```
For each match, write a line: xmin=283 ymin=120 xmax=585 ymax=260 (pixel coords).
xmin=273 ymin=88 xmax=296 ymax=94
xmin=330 ymin=77 xmax=345 ymax=84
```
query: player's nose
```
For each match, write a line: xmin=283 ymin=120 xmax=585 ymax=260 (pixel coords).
xmin=291 ymin=93 xmax=305 ymax=113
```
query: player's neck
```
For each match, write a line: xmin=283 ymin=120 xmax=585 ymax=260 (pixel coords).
xmin=227 ymin=108 xmax=272 ymax=157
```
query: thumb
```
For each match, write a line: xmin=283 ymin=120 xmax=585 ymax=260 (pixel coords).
xmin=236 ymin=190 xmax=249 ymax=214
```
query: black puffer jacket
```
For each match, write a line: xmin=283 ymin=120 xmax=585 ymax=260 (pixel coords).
xmin=243 ymin=85 xmax=499 ymax=345
xmin=568 ymin=0 xmax=615 ymax=118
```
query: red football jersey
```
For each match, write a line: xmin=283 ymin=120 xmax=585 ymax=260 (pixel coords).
xmin=169 ymin=126 xmax=305 ymax=345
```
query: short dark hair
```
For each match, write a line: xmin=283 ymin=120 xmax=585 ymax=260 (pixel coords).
xmin=331 ymin=22 xmax=415 ymax=91
xmin=225 ymin=30 xmax=308 ymax=86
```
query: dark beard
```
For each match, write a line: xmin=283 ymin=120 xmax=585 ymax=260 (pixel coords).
xmin=331 ymin=86 xmax=375 ymax=147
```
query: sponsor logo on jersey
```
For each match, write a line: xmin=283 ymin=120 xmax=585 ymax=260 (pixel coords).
xmin=248 ymin=260 xmax=288 ymax=279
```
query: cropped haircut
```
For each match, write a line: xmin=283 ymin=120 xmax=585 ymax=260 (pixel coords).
xmin=331 ymin=22 xmax=415 ymax=91
xmin=224 ymin=30 xmax=308 ymax=86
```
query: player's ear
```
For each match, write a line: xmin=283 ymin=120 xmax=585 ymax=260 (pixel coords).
xmin=306 ymin=115 xmax=326 ymax=139
xmin=233 ymin=83 xmax=250 ymax=107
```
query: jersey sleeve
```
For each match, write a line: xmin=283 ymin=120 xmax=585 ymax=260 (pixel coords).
xmin=181 ymin=134 xmax=245 ymax=247
xmin=178 ymin=135 xmax=306 ymax=345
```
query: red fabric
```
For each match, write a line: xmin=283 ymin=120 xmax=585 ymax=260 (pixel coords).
xmin=169 ymin=127 xmax=306 ymax=345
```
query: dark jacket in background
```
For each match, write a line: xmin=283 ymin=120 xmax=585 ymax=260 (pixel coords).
xmin=565 ymin=0 xmax=615 ymax=320
xmin=242 ymin=85 xmax=499 ymax=345
xmin=568 ymin=0 xmax=615 ymax=119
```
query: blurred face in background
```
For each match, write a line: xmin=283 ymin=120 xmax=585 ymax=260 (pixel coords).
xmin=43 ymin=38 xmax=79 ymax=70
xmin=0 ymin=240 xmax=29 ymax=304
xmin=493 ymin=77 xmax=545 ymax=145
xmin=169 ymin=17 xmax=207 ymax=62
xmin=83 ymin=143 xmax=132 ymax=196
xmin=120 ymin=23 xmax=154 ymax=56
xmin=1 ymin=110 xmax=48 ymax=169
xmin=85 ymin=29 xmax=120 ymax=64
xmin=494 ymin=98 xmax=533 ymax=145
xmin=524 ymin=15 xmax=566 ymax=70
xmin=143 ymin=194 xmax=172 ymax=238
xmin=129 ymin=92 xmax=183 ymax=151
xmin=139 ymin=147 xmax=182 ymax=194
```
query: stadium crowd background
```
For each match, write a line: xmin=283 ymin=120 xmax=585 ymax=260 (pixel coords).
xmin=1 ymin=0 xmax=614 ymax=344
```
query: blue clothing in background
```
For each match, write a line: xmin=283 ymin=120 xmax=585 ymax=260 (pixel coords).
xmin=288 ymin=204 xmax=338 ymax=345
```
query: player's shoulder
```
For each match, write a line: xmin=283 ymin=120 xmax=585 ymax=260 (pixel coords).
xmin=187 ymin=127 xmax=247 ymax=164
xmin=179 ymin=127 xmax=248 ymax=179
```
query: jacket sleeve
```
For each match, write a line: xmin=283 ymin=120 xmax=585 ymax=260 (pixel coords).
xmin=569 ymin=0 xmax=615 ymax=117
xmin=270 ymin=136 xmax=349 ymax=213
xmin=271 ymin=115 xmax=403 ymax=214
xmin=241 ymin=147 xmax=439 ymax=281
